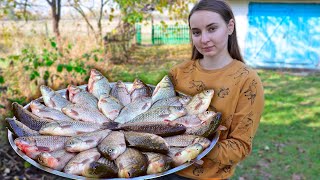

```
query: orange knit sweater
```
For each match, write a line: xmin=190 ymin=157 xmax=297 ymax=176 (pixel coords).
xmin=169 ymin=59 xmax=264 ymax=179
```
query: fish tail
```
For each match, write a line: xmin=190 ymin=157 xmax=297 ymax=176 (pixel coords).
xmin=102 ymin=121 xmax=120 ymax=130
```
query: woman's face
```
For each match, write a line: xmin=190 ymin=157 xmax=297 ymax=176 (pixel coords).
xmin=189 ymin=10 xmax=233 ymax=58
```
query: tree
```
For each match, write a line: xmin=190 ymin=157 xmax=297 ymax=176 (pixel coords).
xmin=68 ymin=0 xmax=111 ymax=44
xmin=46 ymin=0 xmax=61 ymax=40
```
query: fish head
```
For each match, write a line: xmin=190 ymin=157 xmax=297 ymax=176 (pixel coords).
xmin=116 ymin=80 xmax=126 ymax=88
xmin=67 ymin=85 xmax=81 ymax=101
xmin=158 ymin=75 xmax=173 ymax=88
xmin=40 ymin=85 xmax=55 ymax=104
xmin=104 ymin=144 xmax=126 ymax=160
xmin=173 ymin=143 xmax=203 ymax=166
xmin=168 ymin=106 xmax=187 ymax=120
xmin=29 ymin=101 xmax=43 ymax=110
xmin=192 ymin=137 xmax=211 ymax=149
xmin=118 ymin=163 xmax=144 ymax=178
xmin=198 ymin=111 xmax=216 ymax=121
xmin=179 ymin=96 xmax=192 ymax=106
xmin=147 ymin=158 xmax=170 ymax=174
xmin=14 ymin=137 xmax=40 ymax=158
xmin=200 ymin=89 xmax=215 ymax=98
xmin=132 ymin=78 xmax=145 ymax=89
xmin=65 ymin=138 xmax=87 ymax=152
xmin=38 ymin=152 xmax=59 ymax=168
xmin=90 ymin=69 xmax=104 ymax=81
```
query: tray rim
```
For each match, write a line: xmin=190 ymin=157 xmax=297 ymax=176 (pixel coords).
xmin=7 ymin=83 xmax=220 ymax=179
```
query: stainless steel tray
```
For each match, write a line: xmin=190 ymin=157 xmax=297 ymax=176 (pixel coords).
xmin=7 ymin=83 xmax=219 ymax=179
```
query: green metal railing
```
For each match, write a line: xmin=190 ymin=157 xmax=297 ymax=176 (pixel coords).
xmin=135 ymin=24 xmax=190 ymax=45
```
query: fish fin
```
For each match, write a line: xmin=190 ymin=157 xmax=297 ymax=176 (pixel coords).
xmin=61 ymin=124 xmax=72 ymax=129
xmin=102 ymin=122 xmax=120 ymax=130
xmin=153 ymin=85 xmax=160 ymax=97
xmin=50 ymin=98 xmax=56 ymax=108
xmin=70 ymin=109 xmax=79 ymax=116
xmin=85 ymin=139 xmax=95 ymax=143
xmin=36 ymin=146 xmax=51 ymax=152
xmin=141 ymin=102 xmax=150 ymax=110
xmin=159 ymin=114 xmax=170 ymax=118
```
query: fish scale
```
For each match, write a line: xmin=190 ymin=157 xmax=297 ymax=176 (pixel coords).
xmin=30 ymin=100 xmax=73 ymax=121
xmin=185 ymin=89 xmax=214 ymax=115
xmin=127 ymin=106 xmax=187 ymax=123
xmin=68 ymin=85 xmax=99 ymax=109
xmin=88 ymin=69 xmax=111 ymax=99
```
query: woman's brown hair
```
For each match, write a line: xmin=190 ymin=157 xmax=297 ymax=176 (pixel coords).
xmin=188 ymin=0 xmax=244 ymax=63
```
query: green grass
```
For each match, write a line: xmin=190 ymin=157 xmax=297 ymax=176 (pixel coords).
xmin=233 ymin=70 xmax=320 ymax=179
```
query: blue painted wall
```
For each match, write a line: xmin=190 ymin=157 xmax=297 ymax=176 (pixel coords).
xmin=245 ymin=3 xmax=320 ymax=69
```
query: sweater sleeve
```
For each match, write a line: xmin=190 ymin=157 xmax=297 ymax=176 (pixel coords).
xmin=206 ymin=72 xmax=264 ymax=165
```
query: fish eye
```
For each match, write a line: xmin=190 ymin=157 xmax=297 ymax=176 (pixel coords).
xmin=108 ymin=149 xmax=113 ymax=153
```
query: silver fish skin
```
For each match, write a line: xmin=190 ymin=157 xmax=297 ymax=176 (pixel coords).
xmin=150 ymin=96 xmax=183 ymax=109
xmin=39 ymin=120 xmax=102 ymax=136
xmin=115 ymin=148 xmax=148 ymax=178
xmin=114 ymin=97 xmax=152 ymax=124
xmin=12 ymin=102 xmax=54 ymax=131
xmin=37 ymin=149 xmax=76 ymax=171
xmin=40 ymin=85 xmax=72 ymax=111
xmin=111 ymin=80 xmax=131 ymax=106
xmin=14 ymin=136 xmax=69 ymax=159
xmin=171 ymin=143 xmax=203 ymax=167
xmin=87 ymin=69 xmax=111 ymax=99
xmin=6 ymin=118 xmax=40 ymax=137
xmin=115 ymin=121 xmax=186 ymax=137
xmin=98 ymin=94 xmax=123 ymax=120
xmin=62 ymin=104 xmax=110 ymax=124
xmin=98 ymin=131 xmax=126 ymax=160
xmin=185 ymin=89 xmax=214 ymax=115
xmin=123 ymin=131 xmax=169 ymax=153
xmin=64 ymin=148 xmax=101 ymax=175
xmin=143 ymin=152 xmax=172 ymax=174
xmin=128 ymin=106 xmax=187 ymax=123
xmin=164 ymin=134 xmax=211 ymax=149
xmin=151 ymin=75 xmax=176 ymax=103
xmin=130 ymin=78 xmax=152 ymax=102
xmin=82 ymin=157 xmax=118 ymax=178
xmin=185 ymin=112 xmax=222 ymax=136
xmin=30 ymin=100 xmax=73 ymax=121
xmin=65 ymin=129 xmax=112 ymax=152
xmin=68 ymin=85 xmax=98 ymax=109
xmin=170 ymin=111 xmax=216 ymax=128
xmin=179 ymin=96 xmax=192 ymax=106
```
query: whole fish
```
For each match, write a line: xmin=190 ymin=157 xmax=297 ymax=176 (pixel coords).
xmin=171 ymin=143 xmax=204 ymax=167
xmin=185 ymin=112 xmax=222 ymax=136
xmin=82 ymin=157 xmax=118 ymax=178
xmin=64 ymin=148 xmax=101 ymax=175
xmin=6 ymin=118 xmax=40 ymax=137
xmin=68 ymin=85 xmax=98 ymax=109
xmin=128 ymin=106 xmax=187 ymax=123
xmin=114 ymin=97 xmax=152 ymax=124
xmin=14 ymin=136 xmax=69 ymax=159
xmin=143 ymin=152 xmax=172 ymax=174
xmin=185 ymin=89 xmax=214 ymax=115
xmin=39 ymin=120 xmax=103 ymax=136
xmin=170 ymin=111 xmax=216 ymax=128
xmin=98 ymin=131 xmax=126 ymax=160
xmin=62 ymin=104 xmax=110 ymax=124
xmin=40 ymin=85 xmax=72 ymax=111
xmin=37 ymin=149 xmax=76 ymax=171
xmin=65 ymin=129 xmax=112 ymax=152
xmin=123 ymin=131 xmax=169 ymax=153
xmin=151 ymin=75 xmax=176 ymax=103
xmin=111 ymin=80 xmax=131 ymax=106
xmin=87 ymin=69 xmax=111 ymax=99
xmin=98 ymin=94 xmax=123 ymax=120
xmin=130 ymin=79 xmax=152 ymax=102
xmin=164 ymin=135 xmax=211 ymax=149
xmin=29 ymin=100 xmax=73 ymax=121
xmin=108 ymin=121 xmax=186 ymax=137
xmin=12 ymin=102 xmax=54 ymax=131
xmin=115 ymin=148 xmax=148 ymax=178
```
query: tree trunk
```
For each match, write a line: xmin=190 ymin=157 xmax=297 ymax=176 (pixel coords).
xmin=47 ymin=0 xmax=61 ymax=50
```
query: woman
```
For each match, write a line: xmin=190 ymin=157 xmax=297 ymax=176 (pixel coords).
xmin=166 ymin=0 xmax=264 ymax=179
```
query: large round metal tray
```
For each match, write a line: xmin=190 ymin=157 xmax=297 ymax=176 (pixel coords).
xmin=7 ymin=83 xmax=219 ymax=180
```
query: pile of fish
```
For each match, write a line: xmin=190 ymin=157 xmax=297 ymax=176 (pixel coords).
xmin=7 ymin=69 xmax=222 ymax=178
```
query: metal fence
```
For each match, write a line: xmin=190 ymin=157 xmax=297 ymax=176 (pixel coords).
xmin=136 ymin=24 xmax=190 ymax=45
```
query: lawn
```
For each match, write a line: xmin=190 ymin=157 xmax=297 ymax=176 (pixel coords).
xmin=0 ymin=44 xmax=319 ymax=179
